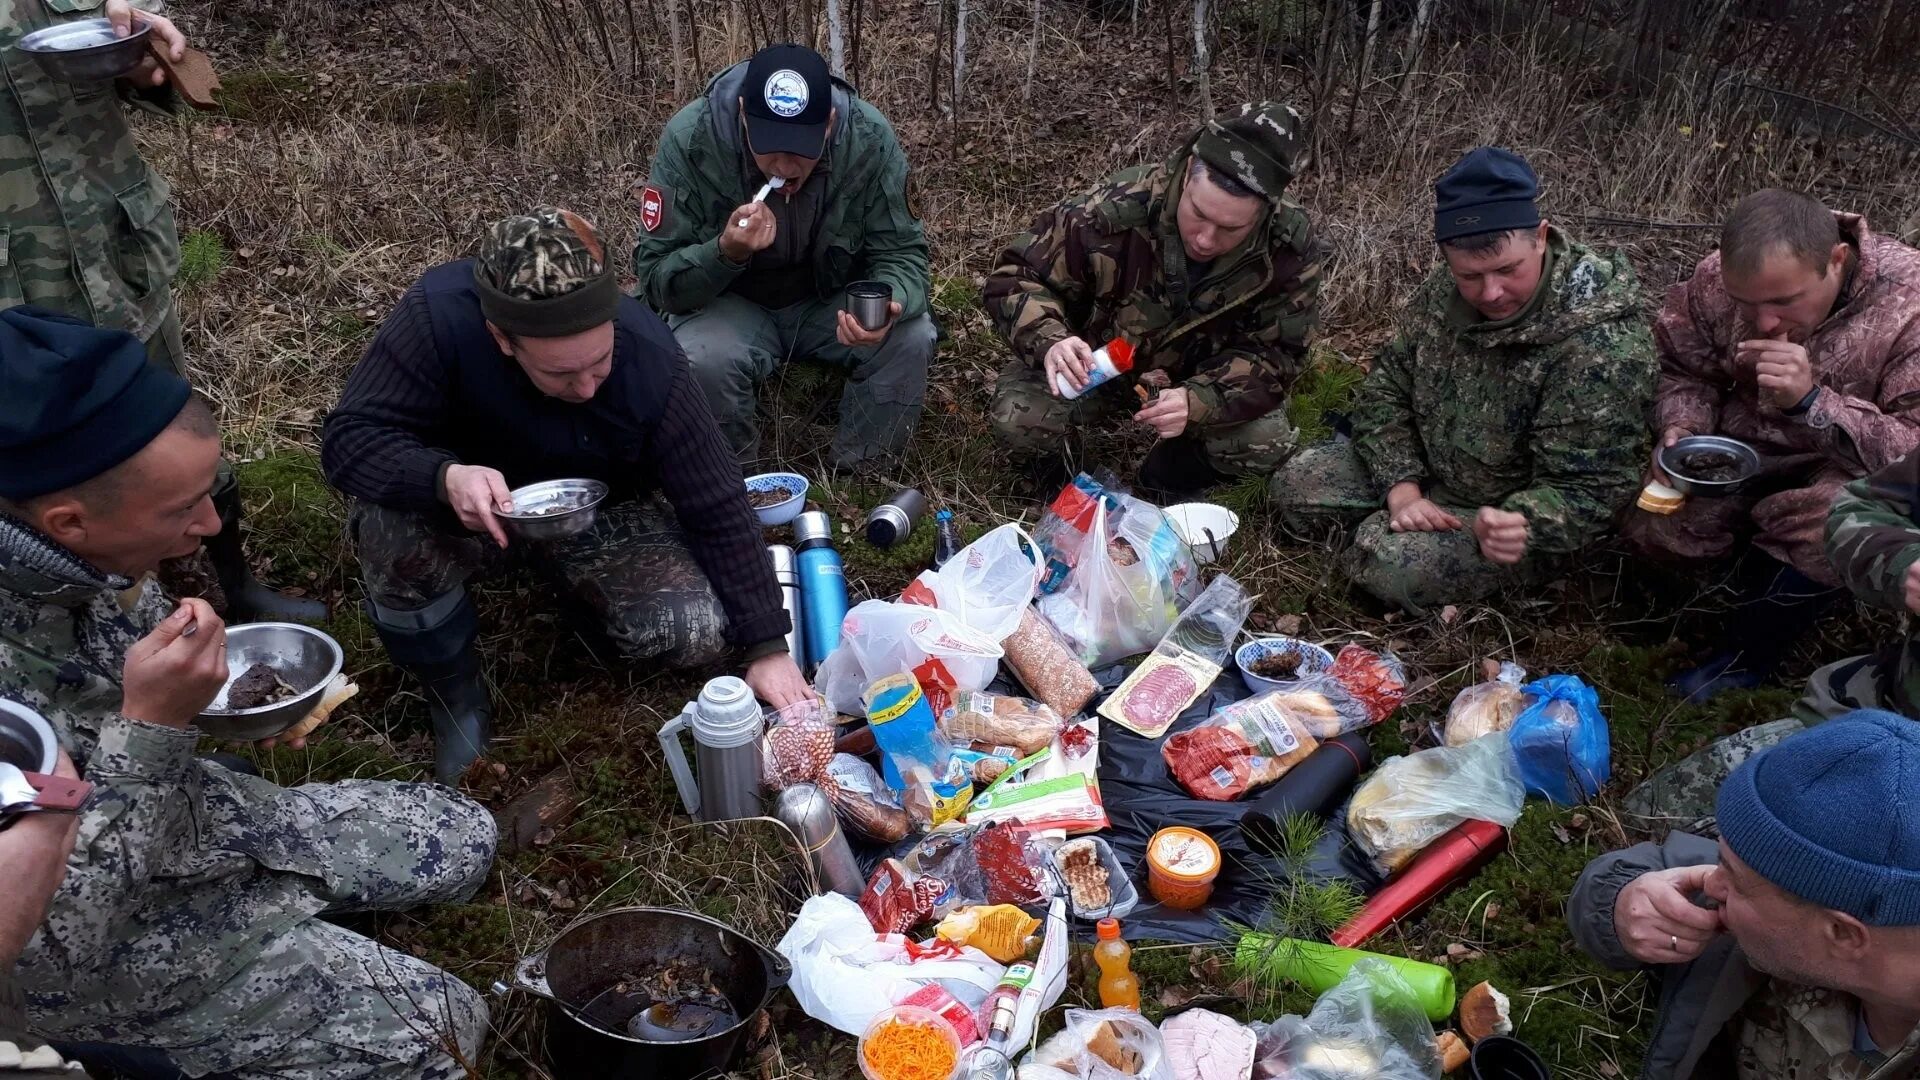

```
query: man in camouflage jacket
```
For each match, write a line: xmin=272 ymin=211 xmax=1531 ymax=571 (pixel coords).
xmin=0 ymin=308 xmax=496 ymax=1079
xmin=1272 ymin=148 xmax=1654 ymax=610
xmin=982 ymin=102 xmax=1325 ymax=497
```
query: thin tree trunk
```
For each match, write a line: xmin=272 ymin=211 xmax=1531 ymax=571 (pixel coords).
xmin=1192 ymin=0 xmax=1213 ymax=117
xmin=1394 ymin=0 xmax=1435 ymax=108
xmin=666 ymin=0 xmax=686 ymax=95
xmin=1025 ymin=0 xmax=1041 ymax=101
xmin=1341 ymin=0 xmax=1383 ymax=149
xmin=825 ymin=0 xmax=846 ymax=76
xmin=929 ymin=0 xmax=946 ymax=113
xmin=952 ymin=0 xmax=969 ymax=119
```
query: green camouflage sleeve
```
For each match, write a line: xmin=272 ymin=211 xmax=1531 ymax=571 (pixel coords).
xmin=630 ymin=108 xmax=743 ymax=316
xmin=1826 ymin=455 xmax=1920 ymax=612
xmin=980 ymin=196 xmax=1104 ymax=366
xmin=852 ymin=114 xmax=930 ymax=322
xmin=1350 ymin=329 xmax=1426 ymax=496
xmin=1183 ymin=237 xmax=1324 ymax=425
xmin=1500 ymin=319 xmax=1657 ymax=553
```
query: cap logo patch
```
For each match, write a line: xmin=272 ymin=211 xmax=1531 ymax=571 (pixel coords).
xmin=764 ymin=69 xmax=809 ymax=118
xmin=1454 ymin=215 xmax=1482 ymax=225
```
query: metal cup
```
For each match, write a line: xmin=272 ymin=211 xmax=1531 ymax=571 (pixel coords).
xmin=845 ymin=280 xmax=893 ymax=332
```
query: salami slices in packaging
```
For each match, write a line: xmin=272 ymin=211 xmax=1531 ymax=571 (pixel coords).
xmin=1162 ymin=694 xmax=1322 ymax=801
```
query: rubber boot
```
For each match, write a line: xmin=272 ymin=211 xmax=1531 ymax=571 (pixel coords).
xmin=368 ymin=589 xmax=493 ymax=784
xmin=1136 ymin=436 xmax=1228 ymax=502
xmin=209 ymin=486 xmax=328 ymax=624
xmin=1671 ymin=558 xmax=1842 ymax=704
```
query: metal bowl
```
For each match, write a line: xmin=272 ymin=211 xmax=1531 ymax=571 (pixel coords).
xmin=495 ymin=479 xmax=609 ymax=542
xmin=1660 ymin=435 xmax=1760 ymax=497
xmin=198 ymin=623 xmax=344 ymax=742
xmin=14 ymin=18 xmax=151 ymax=83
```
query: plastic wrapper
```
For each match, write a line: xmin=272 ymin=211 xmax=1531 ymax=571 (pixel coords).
xmin=1027 ymin=1007 xmax=1166 ymax=1080
xmin=1161 ymin=1008 xmax=1256 ymax=1080
xmin=1033 ymin=473 xmax=1122 ymax=596
xmin=936 ymin=905 xmax=1041 ymax=963
xmin=900 ymin=523 xmax=1042 ymax=643
xmin=1347 ymin=733 xmax=1526 ymax=875
xmin=975 ymin=820 xmax=1050 ymax=905
xmin=1049 ymin=836 xmax=1139 ymax=921
xmin=1262 ymin=679 xmax=1370 ymax=739
xmin=823 ymin=754 xmax=912 ymax=843
xmin=1288 ymin=958 xmax=1444 ymax=1079
xmin=1327 ymin=646 xmax=1408 ymax=725
xmin=763 ymin=713 xmax=837 ymax=790
xmin=1037 ymin=493 xmax=1200 ymax=669
xmin=1100 ymin=574 xmax=1253 ymax=738
xmin=1510 ymin=674 xmax=1611 ymax=804
xmin=1443 ymin=662 xmax=1528 ymax=747
xmin=864 ymin=672 xmax=968 ymax=803
xmin=860 ymin=858 xmax=952 ymax=935
xmin=1162 ymin=693 xmax=1322 ymax=801
xmin=967 ymin=730 xmax=1108 ymax=834
xmin=777 ymin=893 xmax=1005 ymax=1036
xmin=817 ymin=600 xmax=1005 ymax=717
xmin=1004 ymin=608 xmax=1101 ymax=718
xmin=942 ymin=690 xmax=1064 ymax=757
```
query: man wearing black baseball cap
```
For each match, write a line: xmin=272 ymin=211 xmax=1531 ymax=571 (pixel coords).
xmin=633 ymin=44 xmax=934 ymax=469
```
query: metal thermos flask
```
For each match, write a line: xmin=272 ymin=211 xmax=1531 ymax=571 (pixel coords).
xmin=794 ymin=512 xmax=848 ymax=671
xmin=767 ymin=544 xmax=806 ymax=669
xmin=864 ymin=488 xmax=928 ymax=549
xmin=773 ymin=783 xmax=865 ymax=898
xmin=657 ymin=676 xmax=766 ymax=822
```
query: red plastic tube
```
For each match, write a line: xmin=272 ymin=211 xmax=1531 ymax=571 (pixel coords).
xmin=1331 ymin=818 xmax=1509 ymax=949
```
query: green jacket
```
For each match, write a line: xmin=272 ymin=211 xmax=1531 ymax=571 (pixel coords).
xmin=1350 ymin=229 xmax=1656 ymax=555
xmin=631 ymin=62 xmax=929 ymax=320
xmin=0 ymin=0 xmax=179 ymax=340
xmin=1826 ymin=448 xmax=1920 ymax=717
xmin=981 ymin=148 xmax=1325 ymax=426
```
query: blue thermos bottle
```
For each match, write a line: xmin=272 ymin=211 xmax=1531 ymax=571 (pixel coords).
xmin=793 ymin=511 xmax=848 ymax=672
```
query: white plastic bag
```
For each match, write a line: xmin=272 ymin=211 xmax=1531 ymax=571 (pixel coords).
xmin=901 ymin=523 xmax=1042 ymax=643
xmin=1037 ymin=497 xmax=1199 ymax=669
xmin=1027 ymin=1006 xmax=1168 ymax=1080
xmin=816 ymin=600 xmax=1005 ymax=715
xmin=1347 ymin=733 xmax=1526 ymax=874
xmin=776 ymin=893 xmax=1006 ymax=1036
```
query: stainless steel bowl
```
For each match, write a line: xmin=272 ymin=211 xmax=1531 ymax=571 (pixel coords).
xmin=14 ymin=18 xmax=151 ymax=83
xmin=1660 ymin=435 xmax=1761 ymax=497
xmin=198 ymin=623 xmax=344 ymax=742
xmin=495 ymin=478 xmax=609 ymax=542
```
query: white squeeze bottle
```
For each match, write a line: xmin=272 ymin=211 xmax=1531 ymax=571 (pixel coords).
xmin=1054 ymin=338 xmax=1136 ymax=400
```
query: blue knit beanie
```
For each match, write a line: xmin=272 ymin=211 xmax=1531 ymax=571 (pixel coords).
xmin=1717 ymin=710 xmax=1920 ymax=925
xmin=1434 ymin=147 xmax=1541 ymax=243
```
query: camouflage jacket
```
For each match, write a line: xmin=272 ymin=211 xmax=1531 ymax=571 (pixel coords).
xmin=1349 ymin=228 xmax=1656 ymax=555
xmin=1654 ymin=214 xmax=1920 ymax=477
xmin=631 ymin=60 xmax=929 ymax=320
xmin=0 ymin=515 xmax=356 ymax=1048
xmin=980 ymin=148 xmax=1325 ymax=426
xmin=0 ymin=0 xmax=180 ymax=341
xmin=1825 ymin=447 xmax=1920 ymax=718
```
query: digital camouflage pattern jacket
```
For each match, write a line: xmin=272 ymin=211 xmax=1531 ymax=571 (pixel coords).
xmin=1 ymin=0 xmax=179 ymax=340
xmin=980 ymin=147 xmax=1326 ymax=427
xmin=1350 ymin=228 xmax=1656 ymax=555
xmin=1825 ymin=446 xmax=1920 ymax=719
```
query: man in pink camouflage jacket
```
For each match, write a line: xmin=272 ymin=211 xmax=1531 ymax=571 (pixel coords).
xmin=1624 ymin=189 xmax=1920 ymax=702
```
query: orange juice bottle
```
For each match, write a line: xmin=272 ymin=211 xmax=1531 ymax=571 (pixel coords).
xmin=1094 ymin=918 xmax=1141 ymax=1010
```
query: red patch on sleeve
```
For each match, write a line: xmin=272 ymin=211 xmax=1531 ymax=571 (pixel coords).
xmin=639 ymin=185 xmax=665 ymax=233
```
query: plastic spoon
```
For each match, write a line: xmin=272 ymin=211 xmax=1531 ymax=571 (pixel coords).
xmin=736 ymin=176 xmax=786 ymax=228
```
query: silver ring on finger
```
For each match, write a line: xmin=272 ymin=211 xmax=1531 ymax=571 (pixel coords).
xmin=1671 ymin=934 xmax=1678 ymax=951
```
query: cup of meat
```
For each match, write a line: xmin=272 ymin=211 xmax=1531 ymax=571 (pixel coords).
xmin=198 ymin=623 xmax=346 ymax=742
xmin=1235 ymin=636 xmax=1336 ymax=697
xmin=1658 ymin=435 xmax=1760 ymax=497
xmin=745 ymin=472 xmax=810 ymax=527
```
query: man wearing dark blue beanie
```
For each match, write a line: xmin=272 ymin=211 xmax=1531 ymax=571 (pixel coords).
xmin=1570 ymin=711 xmax=1920 ymax=1077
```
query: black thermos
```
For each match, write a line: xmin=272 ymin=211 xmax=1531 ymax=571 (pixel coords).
xmin=864 ymin=488 xmax=929 ymax=549
xmin=1241 ymin=732 xmax=1373 ymax=857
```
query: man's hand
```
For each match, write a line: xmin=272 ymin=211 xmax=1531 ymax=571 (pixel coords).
xmin=1386 ymin=481 xmax=1463 ymax=533
xmin=444 ymin=464 xmax=514 ymax=548
xmin=106 ymin=0 xmax=187 ymax=89
xmin=121 ymin=600 xmax=229 ymax=729
xmin=1473 ymin=507 xmax=1530 ymax=565
xmin=1043 ymin=336 xmax=1096 ymax=397
xmin=1651 ymin=426 xmax=1691 ymax=486
xmin=1739 ymin=338 xmax=1815 ymax=410
xmin=1133 ymin=388 xmax=1191 ymax=439
xmin=0 ymin=751 xmax=81 ymax=968
xmin=1613 ymin=865 xmax=1726 ymax=965
xmin=719 ymin=201 xmax=776 ymax=264
xmin=1903 ymin=560 xmax=1920 ymax=616
xmin=743 ymin=652 xmax=812 ymax=710
xmin=837 ymin=302 xmax=901 ymax=349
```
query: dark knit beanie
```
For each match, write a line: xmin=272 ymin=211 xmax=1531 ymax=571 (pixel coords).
xmin=1434 ymin=147 xmax=1541 ymax=243
xmin=1717 ymin=710 xmax=1920 ymax=925
xmin=0 ymin=307 xmax=191 ymax=501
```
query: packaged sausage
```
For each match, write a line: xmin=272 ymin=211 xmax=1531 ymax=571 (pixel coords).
xmin=941 ymin=690 xmax=1063 ymax=757
xmin=1162 ymin=694 xmax=1322 ymax=801
xmin=1099 ymin=575 xmax=1253 ymax=738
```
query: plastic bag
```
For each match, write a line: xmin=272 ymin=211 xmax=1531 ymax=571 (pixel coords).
xmin=823 ymin=754 xmax=912 ymax=843
xmin=1037 ymin=495 xmax=1200 ymax=669
xmin=1287 ymin=959 xmax=1443 ymax=1079
xmin=942 ymin=690 xmax=1064 ymax=757
xmin=1327 ymin=646 xmax=1408 ymax=725
xmin=860 ymin=857 xmax=953 ymax=934
xmin=1162 ymin=692 xmax=1322 ymax=801
xmin=777 ymin=892 xmax=1006 ymax=1036
xmin=763 ymin=712 xmax=837 ymax=790
xmin=1509 ymin=674 xmax=1611 ymax=804
xmin=1100 ymin=573 xmax=1255 ymax=737
xmin=1348 ymin=733 xmax=1526 ymax=874
xmin=901 ymin=524 xmax=1042 ymax=643
xmin=1034 ymin=473 xmax=1123 ymax=596
xmin=1004 ymin=608 xmax=1101 ymax=718
xmin=1263 ymin=676 xmax=1372 ymax=739
xmin=1443 ymin=662 xmax=1528 ymax=747
xmin=1027 ymin=1007 xmax=1167 ymax=1080
xmin=816 ymin=600 xmax=1005 ymax=717
xmin=936 ymin=905 xmax=1041 ymax=963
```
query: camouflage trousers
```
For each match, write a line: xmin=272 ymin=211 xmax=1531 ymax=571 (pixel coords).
xmin=1270 ymin=441 xmax=1558 ymax=611
xmin=1617 ymin=465 xmax=1852 ymax=587
xmin=33 ymin=780 xmax=496 ymax=1079
xmin=670 ymin=292 xmax=935 ymax=468
xmin=988 ymin=360 xmax=1298 ymax=477
xmin=351 ymin=497 xmax=729 ymax=666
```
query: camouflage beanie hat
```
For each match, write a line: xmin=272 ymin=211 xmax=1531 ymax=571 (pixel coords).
xmin=1191 ymin=101 xmax=1311 ymax=202
xmin=472 ymin=207 xmax=618 ymax=338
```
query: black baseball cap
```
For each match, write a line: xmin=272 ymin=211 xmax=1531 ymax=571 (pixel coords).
xmin=741 ymin=44 xmax=832 ymax=158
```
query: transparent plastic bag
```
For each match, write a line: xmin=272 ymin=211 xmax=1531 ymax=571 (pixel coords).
xmin=824 ymin=754 xmax=912 ymax=843
xmin=1162 ymin=692 xmax=1322 ymax=801
xmin=1442 ymin=662 xmax=1528 ymax=747
xmin=1510 ymin=674 xmax=1611 ymax=804
xmin=942 ymin=690 xmax=1064 ymax=757
xmin=1327 ymin=645 xmax=1408 ymax=726
xmin=777 ymin=893 xmax=1005 ymax=1036
xmin=1034 ymin=473 xmax=1122 ymax=596
xmin=901 ymin=523 xmax=1042 ymax=643
xmin=1288 ymin=959 xmax=1443 ymax=1079
xmin=1264 ymin=674 xmax=1372 ymax=739
xmin=1028 ymin=1007 xmax=1168 ymax=1080
xmin=816 ymin=600 xmax=1005 ymax=716
xmin=1101 ymin=574 xmax=1256 ymax=737
xmin=1037 ymin=496 xmax=1200 ymax=669
xmin=1347 ymin=733 xmax=1526 ymax=875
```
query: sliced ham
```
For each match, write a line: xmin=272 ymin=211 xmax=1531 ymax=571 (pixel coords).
xmin=1162 ymin=1008 xmax=1256 ymax=1080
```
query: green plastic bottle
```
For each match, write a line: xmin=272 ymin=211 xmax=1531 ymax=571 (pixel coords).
xmin=1233 ymin=933 xmax=1456 ymax=1021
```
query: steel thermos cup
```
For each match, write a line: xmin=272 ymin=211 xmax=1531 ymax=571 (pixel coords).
xmin=767 ymin=544 xmax=806 ymax=669
xmin=845 ymin=280 xmax=893 ymax=331
xmin=794 ymin=512 xmax=848 ymax=671
xmin=773 ymin=783 xmax=865 ymax=898
xmin=658 ymin=676 xmax=766 ymax=822
xmin=864 ymin=488 xmax=927 ymax=549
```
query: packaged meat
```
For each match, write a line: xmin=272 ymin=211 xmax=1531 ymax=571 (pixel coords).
xmin=763 ymin=714 xmax=836 ymax=790
xmin=1443 ymin=662 xmax=1528 ymax=747
xmin=942 ymin=691 xmax=1063 ymax=757
xmin=1327 ymin=645 xmax=1408 ymax=725
xmin=975 ymin=821 xmax=1050 ymax=906
xmin=1099 ymin=574 xmax=1254 ymax=738
xmin=1003 ymin=608 xmax=1100 ymax=718
xmin=859 ymin=858 xmax=951 ymax=935
xmin=1162 ymin=694 xmax=1322 ymax=801
xmin=1161 ymin=1008 xmax=1256 ymax=1080
xmin=822 ymin=754 xmax=912 ymax=843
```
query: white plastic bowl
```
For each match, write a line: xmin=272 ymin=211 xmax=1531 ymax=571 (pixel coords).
xmin=1164 ymin=502 xmax=1240 ymax=564
xmin=744 ymin=472 xmax=809 ymax=526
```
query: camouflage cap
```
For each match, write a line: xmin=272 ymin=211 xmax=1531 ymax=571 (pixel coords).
xmin=1190 ymin=102 xmax=1311 ymax=202
xmin=472 ymin=207 xmax=619 ymax=337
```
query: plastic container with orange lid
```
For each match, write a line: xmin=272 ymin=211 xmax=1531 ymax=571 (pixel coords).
xmin=1146 ymin=826 xmax=1222 ymax=910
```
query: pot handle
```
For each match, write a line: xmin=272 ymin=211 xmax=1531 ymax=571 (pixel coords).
xmin=759 ymin=941 xmax=793 ymax=993
xmin=500 ymin=946 xmax=558 ymax=1004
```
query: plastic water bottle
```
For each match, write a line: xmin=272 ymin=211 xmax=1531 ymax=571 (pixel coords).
xmin=932 ymin=509 xmax=961 ymax=570
xmin=1094 ymin=917 xmax=1141 ymax=1010
xmin=1052 ymin=338 xmax=1135 ymax=400
xmin=794 ymin=511 xmax=847 ymax=671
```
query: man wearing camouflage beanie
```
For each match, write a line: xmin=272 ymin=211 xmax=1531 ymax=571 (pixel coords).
xmin=324 ymin=208 xmax=809 ymax=782
xmin=982 ymin=102 xmax=1327 ymax=498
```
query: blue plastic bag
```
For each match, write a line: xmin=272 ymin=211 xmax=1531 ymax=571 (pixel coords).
xmin=1509 ymin=674 xmax=1611 ymax=804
